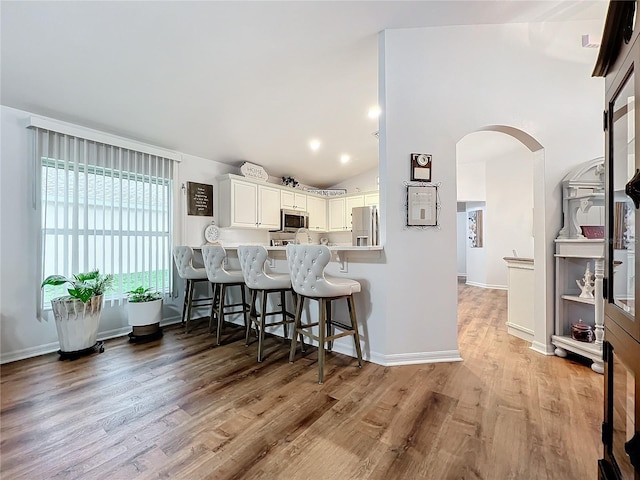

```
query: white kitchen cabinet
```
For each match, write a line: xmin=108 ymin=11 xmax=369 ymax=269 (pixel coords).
xmin=307 ymin=195 xmax=327 ymax=231
xmin=328 ymin=197 xmax=347 ymax=231
xmin=281 ymin=190 xmax=307 ymax=212
xmin=364 ymin=192 xmax=379 ymax=207
xmin=218 ymin=175 xmax=281 ymax=230
xmin=328 ymin=195 xmax=365 ymax=231
xmin=258 ymin=184 xmax=281 ymax=229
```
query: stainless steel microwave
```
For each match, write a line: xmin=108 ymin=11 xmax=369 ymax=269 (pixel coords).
xmin=281 ymin=209 xmax=308 ymax=232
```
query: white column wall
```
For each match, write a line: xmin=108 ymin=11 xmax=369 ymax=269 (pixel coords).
xmin=379 ymin=20 xmax=603 ymax=357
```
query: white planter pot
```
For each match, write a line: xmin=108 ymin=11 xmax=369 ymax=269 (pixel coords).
xmin=127 ymin=299 xmax=162 ymax=327
xmin=50 ymin=295 xmax=103 ymax=352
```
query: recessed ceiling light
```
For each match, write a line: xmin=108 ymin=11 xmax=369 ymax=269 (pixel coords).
xmin=340 ymin=154 xmax=350 ymax=164
xmin=309 ymin=139 xmax=321 ymax=151
xmin=368 ymin=105 xmax=381 ymax=119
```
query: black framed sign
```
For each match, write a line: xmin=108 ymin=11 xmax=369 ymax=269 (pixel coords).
xmin=410 ymin=153 xmax=432 ymax=182
xmin=187 ymin=181 xmax=213 ymax=216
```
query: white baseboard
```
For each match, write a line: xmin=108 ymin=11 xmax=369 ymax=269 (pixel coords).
xmin=0 ymin=315 xmax=183 ymax=364
xmin=465 ymin=281 xmax=507 ymax=290
xmin=329 ymin=343 xmax=463 ymax=367
xmin=530 ymin=341 xmax=555 ymax=356
xmin=376 ymin=349 xmax=463 ymax=366
xmin=506 ymin=322 xmax=534 ymax=343
xmin=1 ymin=315 xmax=463 ymax=369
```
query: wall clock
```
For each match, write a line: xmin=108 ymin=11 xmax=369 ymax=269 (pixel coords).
xmin=204 ymin=223 xmax=220 ymax=245
xmin=410 ymin=153 xmax=432 ymax=182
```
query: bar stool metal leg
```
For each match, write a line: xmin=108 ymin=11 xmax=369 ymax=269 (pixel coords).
xmin=208 ymin=283 xmax=219 ymax=333
xmin=257 ymin=290 xmax=268 ymax=362
xmin=289 ymin=295 xmax=305 ymax=362
xmin=215 ymin=285 xmax=227 ymax=345
xmin=281 ymin=290 xmax=288 ymax=341
xmin=246 ymin=289 xmax=258 ymax=345
xmin=326 ymin=300 xmax=333 ymax=352
xmin=347 ymin=295 xmax=363 ymax=367
xmin=185 ymin=280 xmax=196 ymax=333
xmin=318 ymin=298 xmax=327 ymax=384
xmin=182 ymin=279 xmax=190 ymax=324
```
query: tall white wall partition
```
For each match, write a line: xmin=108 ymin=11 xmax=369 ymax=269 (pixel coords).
xmin=379 ymin=19 xmax=603 ymax=358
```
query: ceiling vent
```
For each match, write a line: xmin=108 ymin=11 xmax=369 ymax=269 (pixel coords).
xmin=582 ymin=34 xmax=601 ymax=48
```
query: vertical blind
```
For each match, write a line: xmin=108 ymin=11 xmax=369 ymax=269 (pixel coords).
xmin=34 ymin=127 xmax=175 ymax=309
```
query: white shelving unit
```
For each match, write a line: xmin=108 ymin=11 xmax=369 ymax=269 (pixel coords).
xmin=552 ymin=239 xmax=604 ymax=373
xmin=552 ymin=158 xmax=605 ymax=374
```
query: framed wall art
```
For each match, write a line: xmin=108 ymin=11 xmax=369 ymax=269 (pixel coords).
xmin=407 ymin=185 xmax=438 ymax=226
xmin=468 ymin=210 xmax=483 ymax=247
xmin=187 ymin=181 xmax=213 ymax=216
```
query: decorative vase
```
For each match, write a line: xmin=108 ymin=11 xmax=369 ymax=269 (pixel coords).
xmin=127 ymin=298 xmax=163 ymax=343
xmin=50 ymin=294 xmax=103 ymax=352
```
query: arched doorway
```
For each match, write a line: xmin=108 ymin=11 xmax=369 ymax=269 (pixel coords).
xmin=456 ymin=125 xmax=552 ymax=356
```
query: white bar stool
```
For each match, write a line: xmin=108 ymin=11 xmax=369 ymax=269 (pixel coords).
xmin=172 ymin=246 xmax=214 ymax=333
xmin=286 ymin=244 xmax=363 ymax=384
xmin=237 ymin=245 xmax=296 ymax=362
xmin=201 ymin=245 xmax=250 ymax=345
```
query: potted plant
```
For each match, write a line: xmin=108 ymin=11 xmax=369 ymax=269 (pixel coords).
xmin=126 ymin=286 xmax=163 ymax=343
xmin=41 ymin=270 xmax=113 ymax=358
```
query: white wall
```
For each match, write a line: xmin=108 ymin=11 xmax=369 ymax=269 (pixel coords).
xmin=485 ymin=143 xmax=534 ymax=287
xmin=0 ymin=105 xmax=241 ymax=362
xmin=0 ymin=18 xmax=606 ymax=364
xmin=457 ymin=162 xmax=486 ymax=202
xmin=379 ymin=19 xmax=603 ymax=357
xmin=458 ymin=131 xmax=535 ymax=289
xmin=330 ymin=167 xmax=379 ymax=193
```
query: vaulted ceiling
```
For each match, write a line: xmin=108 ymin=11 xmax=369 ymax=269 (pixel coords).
xmin=1 ymin=1 xmax=607 ymax=187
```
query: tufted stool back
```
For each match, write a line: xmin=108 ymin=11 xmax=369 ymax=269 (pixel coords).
xmin=286 ymin=244 xmax=363 ymax=384
xmin=237 ymin=245 xmax=294 ymax=362
xmin=238 ymin=245 xmax=292 ymax=290
xmin=172 ymin=246 xmax=212 ymax=332
xmin=201 ymin=245 xmax=244 ymax=284
xmin=173 ymin=246 xmax=207 ymax=280
xmin=286 ymin=244 xmax=360 ymax=298
xmin=200 ymin=245 xmax=249 ymax=345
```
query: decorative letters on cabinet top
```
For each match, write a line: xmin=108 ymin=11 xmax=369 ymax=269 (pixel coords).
xmin=240 ymin=162 xmax=269 ymax=181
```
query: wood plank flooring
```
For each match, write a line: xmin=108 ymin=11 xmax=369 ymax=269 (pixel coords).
xmin=1 ymin=283 xmax=603 ymax=479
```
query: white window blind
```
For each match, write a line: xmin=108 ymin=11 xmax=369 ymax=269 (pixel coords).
xmin=33 ymin=127 xmax=175 ymax=309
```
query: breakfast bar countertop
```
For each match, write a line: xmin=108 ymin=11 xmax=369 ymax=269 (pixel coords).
xmin=221 ymin=245 xmax=384 ymax=252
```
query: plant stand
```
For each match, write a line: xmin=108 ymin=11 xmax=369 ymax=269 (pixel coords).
xmin=128 ymin=324 xmax=163 ymax=343
xmin=58 ymin=341 xmax=104 ymax=360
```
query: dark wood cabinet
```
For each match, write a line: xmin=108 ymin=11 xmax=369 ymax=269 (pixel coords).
xmin=596 ymin=2 xmax=640 ymax=479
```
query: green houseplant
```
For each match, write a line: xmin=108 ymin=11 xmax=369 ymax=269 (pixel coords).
xmin=126 ymin=286 xmax=163 ymax=342
xmin=41 ymin=270 xmax=113 ymax=355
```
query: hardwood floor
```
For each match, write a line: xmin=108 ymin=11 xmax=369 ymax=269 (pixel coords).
xmin=1 ymin=284 xmax=603 ymax=479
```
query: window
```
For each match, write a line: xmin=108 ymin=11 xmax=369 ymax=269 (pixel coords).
xmin=35 ymin=128 xmax=175 ymax=308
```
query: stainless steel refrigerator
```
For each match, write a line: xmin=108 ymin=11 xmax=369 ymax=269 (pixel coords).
xmin=351 ymin=206 xmax=379 ymax=246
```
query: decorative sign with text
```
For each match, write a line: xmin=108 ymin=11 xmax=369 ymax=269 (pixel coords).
xmin=187 ymin=182 xmax=213 ymax=216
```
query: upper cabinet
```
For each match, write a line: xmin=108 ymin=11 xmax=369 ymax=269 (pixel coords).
xmin=281 ymin=190 xmax=307 ymax=212
xmin=217 ymin=173 xmax=378 ymax=234
xmin=218 ymin=176 xmax=280 ymax=229
xmin=364 ymin=192 xmax=379 ymax=207
xmin=329 ymin=194 xmax=368 ymax=231
xmin=307 ymin=195 xmax=327 ymax=231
